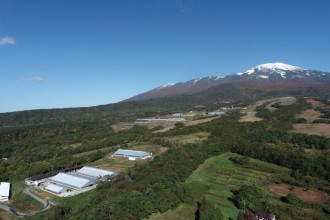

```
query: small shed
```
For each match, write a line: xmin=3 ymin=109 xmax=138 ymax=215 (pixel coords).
xmin=0 ymin=182 xmax=10 ymax=201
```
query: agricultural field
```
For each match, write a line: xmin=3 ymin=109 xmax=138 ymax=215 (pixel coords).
xmin=150 ymin=152 xmax=290 ymax=220
xmin=293 ymin=123 xmax=330 ymax=137
xmin=240 ymin=96 xmax=296 ymax=122
xmin=293 ymin=98 xmax=330 ymax=137
xmin=163 ymin=132 xmax=211 ymax=146
xmin=88 ymin=142 xmax=168 ymax=173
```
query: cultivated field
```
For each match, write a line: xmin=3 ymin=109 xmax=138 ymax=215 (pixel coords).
xmin=153 ymin=153 xmax=289 ymax=220
xmin=240 ymin=96 xmax=296 ymax=122
xmin=152 ymin=116 xmax=220 ymax=133
xmin=293 ymin=123 xmax=330 ymax=137
xmin=267 ymin=183 xmax=328 ymax=204
xmin=293 ymin=98 xmax=330 ymax=137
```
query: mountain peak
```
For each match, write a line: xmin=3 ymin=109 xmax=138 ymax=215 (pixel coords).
xmin=244 ymin=62 xmax=304 ymax=75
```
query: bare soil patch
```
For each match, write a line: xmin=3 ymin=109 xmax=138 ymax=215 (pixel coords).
xmin=293 ymin=188 xmax=329 ymax=204
xmin=239 ymin=111 xmax=263 ymax=122
xmin=267 ymin=183 xmax=329 ymax=204
xmin=268 ymin=183 xmax=291 ymax=196
xmin=293 ymin=123 xmax=330 ymax=137
xmin=297 ymin=109 xmax=323 ymax=123
xmin=307 ymin=99 xmax=323 ymax=108
xmin=184 ymin=116 xmax=219 ymax=126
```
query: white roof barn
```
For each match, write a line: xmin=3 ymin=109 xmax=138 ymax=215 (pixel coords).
xmin=76 ymin=166 xmax=116 ymax=179
xmin=113 ymin=149 xmax=151 ymax=160
xmin=0 ymin=182 xmax=10 ymax=201
xmin=46 ymin=184 xmax=68 ymax=194
xmin=49 ymin=173 xmax=96 ymax=190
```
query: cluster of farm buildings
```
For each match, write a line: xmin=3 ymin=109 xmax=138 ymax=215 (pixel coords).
xmin=23 ymin=149 xmax=152 ymax=197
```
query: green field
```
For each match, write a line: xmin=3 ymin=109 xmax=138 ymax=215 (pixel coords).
xmin=151 ymin=152 xmax=290 ymax=220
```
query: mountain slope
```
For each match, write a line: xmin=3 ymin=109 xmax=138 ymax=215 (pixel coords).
xmin=126 ymin=62 xmax=330 ymax=101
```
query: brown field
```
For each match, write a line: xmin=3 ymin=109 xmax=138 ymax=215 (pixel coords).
xmin=297 ymin=109 xmax=323 ymax=123
xmin=239 ymin=111 xmax=263 ymax=122
xmin=267 ymin=183 xmax=329 ymax=204
xmin=307 ymin=98 xmax=324 ymax=108
xmin=152 ymin=126 xmax=175 ymax=133
xmin=153 ymin=117 xmax=219 ymax=133
xmin=184 ymin=116 xmax=219 ymax=126
xmin=239 ymin=97 xmax=295 ymax=123
xmin=293 ymin=123 xmax=330 ymax=137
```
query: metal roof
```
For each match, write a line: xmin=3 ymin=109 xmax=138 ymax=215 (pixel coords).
xmin=46 ymin=184 xmax=66 ymax=194
xmin=0 ymin=182 xmax=10 ymax=197
xmin=114 ymin=149 xmax=150 ymax=158
xmin=49 ymin=172 xmax=96 ymax=189
xmin=76 ymin=166 xmax=115 ymax=179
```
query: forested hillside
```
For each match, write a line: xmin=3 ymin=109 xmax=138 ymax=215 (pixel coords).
xmin=5 ymin=97 xmax=324 ymax=220
xmin=1 ymin=83 xmax=330 ymax=128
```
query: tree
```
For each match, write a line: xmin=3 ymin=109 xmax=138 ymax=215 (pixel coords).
xmin=196 ymin=197 xmax=223 ymax=220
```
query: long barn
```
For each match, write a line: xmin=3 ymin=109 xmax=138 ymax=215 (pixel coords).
xmin=113 ymin=149 xmax=152 ymax=160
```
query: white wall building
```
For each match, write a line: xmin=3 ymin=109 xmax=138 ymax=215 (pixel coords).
xmin=113 ymin=149 xmax=152 ymax=160
xmin=0 ymin=182 xmax=10 ymax=201
xmin=76 ymin=166 xmax=117 ymax=180
xmin=45 ymin=184 xmax=68 ymax=194
xmin=49 ymin=173 xmax=96 ymax=190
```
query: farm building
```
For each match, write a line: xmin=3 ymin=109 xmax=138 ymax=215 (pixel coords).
xmin=45 ymin=184 xmax=69 ymax=194
xmin=136 ymin=117 xmax=186 ymax=122
xmin=206 ymin=111 xmax=225 ymax=116
xmin=255 ymin=211 xmax=275 ymax=220
xmin=113 ymin=149 xmax=152 ymax=160
xmin=76 ymin=166 xmax=117 ymax=180
xmin=0 ymin=182 xmax=10 ymax=201
xmin=49 ymin=172 xmax=96 ymax=190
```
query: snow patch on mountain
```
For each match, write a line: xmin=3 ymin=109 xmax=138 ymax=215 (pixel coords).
xmin=156 ymin=83 xmax=175 ymax=90
xmin=242 ymin=62 xmax=305 ymax=75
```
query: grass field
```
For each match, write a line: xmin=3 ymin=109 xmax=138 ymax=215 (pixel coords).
xmin=87 ymin=142 xmax=168 ymax=173
xmin=151 ymin=152 xmax=290 ymax=220
xmin=164 ymin=132 xmax=211 ymax=146
xmin=5 ymin=181 xmax=44 ymax=213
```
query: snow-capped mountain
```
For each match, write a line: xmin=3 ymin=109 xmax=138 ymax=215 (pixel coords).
xmin=126 ymin=62 xmax=330 ymax=101
xmin=233 ymin=63 xmax=327 ymax=82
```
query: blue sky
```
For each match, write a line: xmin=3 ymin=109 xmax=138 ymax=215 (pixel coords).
xmin=1 ymin=0 xmax=330 ymax=113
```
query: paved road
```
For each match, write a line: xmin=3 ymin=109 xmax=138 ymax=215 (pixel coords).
xmin=0 ymin=187 xmax=50 ymax=217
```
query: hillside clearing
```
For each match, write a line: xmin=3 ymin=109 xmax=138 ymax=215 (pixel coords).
xmin=267 ymin=183 xmax=328 ymax=204
xmin=293 ymin=123 xmax=330 ymax=137
xmin=164 ymin=132 xmax=211 ymax=146
xmin=240 ymin=96 xmax=296 ymax=122
xmin=296 ymin=109 xmax=323 ymax=123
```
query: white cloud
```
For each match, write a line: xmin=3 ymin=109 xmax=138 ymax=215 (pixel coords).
xmin=0 ymin=36 xmax=15 ymax=46
xmin=21 ymin=76 xmax=45 ymax=83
